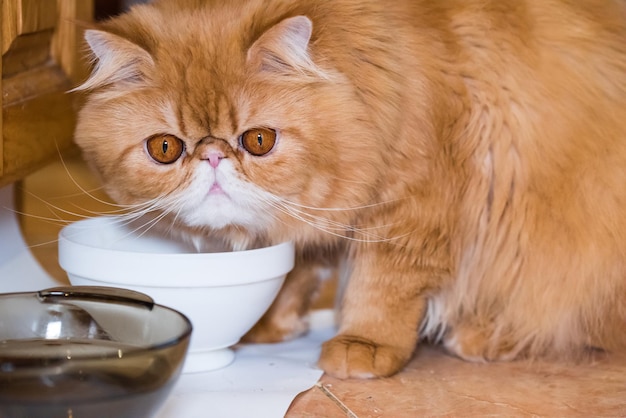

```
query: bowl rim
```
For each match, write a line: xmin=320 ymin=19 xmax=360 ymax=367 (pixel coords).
xmin=58 ymin=216 xmax=295 ymax=287
xmin=0 ymin=289 xmax=193 ymax=361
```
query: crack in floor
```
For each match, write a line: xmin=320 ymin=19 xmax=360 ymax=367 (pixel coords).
xmin=316 ymin=383 xmax=359 ymax=418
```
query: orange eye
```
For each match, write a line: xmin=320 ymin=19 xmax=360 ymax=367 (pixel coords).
xmin=146 ymin=134 xmax=184 ymax=164
xmin=240 ymin=128 xmax=276 ymax=156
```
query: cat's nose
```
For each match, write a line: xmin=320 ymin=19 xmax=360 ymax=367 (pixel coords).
xmin=196 ymin=136 xmax=230 ymax=167
xmin=205 ymin=150 xmax=224 ymax=168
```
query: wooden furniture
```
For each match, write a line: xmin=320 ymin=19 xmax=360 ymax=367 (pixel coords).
xmin=0 ymin=0 xmax=93 ymax=187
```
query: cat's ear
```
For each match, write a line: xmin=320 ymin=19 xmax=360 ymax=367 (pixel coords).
xmin=247 ymin=15 xmax=328 ymax=79
xmin=74 ymin=29 xmax=154 ymax=92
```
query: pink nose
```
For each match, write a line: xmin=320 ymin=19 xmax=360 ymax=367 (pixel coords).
xmin=206 ymin=151 xmax=224 ymax=168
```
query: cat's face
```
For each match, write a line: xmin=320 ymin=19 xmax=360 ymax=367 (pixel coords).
xmin=75 ymin=3 xmax=377 ymax=244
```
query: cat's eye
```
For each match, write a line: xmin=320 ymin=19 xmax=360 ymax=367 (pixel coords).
xmin=145 ymin=134 xmax=184 ymax=164
xmin=240 ymin=128 xmax=276 ymax=156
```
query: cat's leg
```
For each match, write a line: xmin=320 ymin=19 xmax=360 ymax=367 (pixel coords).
xmin=318 ymin=244 xmax=446 ymax=378
xmin=243 ymin=253 xmax=335 ymax=343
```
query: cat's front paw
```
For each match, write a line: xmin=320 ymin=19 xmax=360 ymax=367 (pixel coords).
xmin=319 ymin=335 xmax=410 ymax=379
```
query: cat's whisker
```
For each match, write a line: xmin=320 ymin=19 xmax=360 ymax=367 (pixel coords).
xmin=133 ymin=211 xmax=172 ymax=239
xmin=261 ymin=194 xmax=409 ymax=244
xmin=15 ymin=193 xmax=168 ymax=233
xmin=163 ymin=206 xmax=184 ymax=237
xmin=55 ymin=152 xmax=130 ymax=210
xmin=269 ymin=193 xmax=418 ymax=244
xmin=107 ymin=207 xmax=165 ymax=229
xmin=279 ymin=204 xmax=350 ymax=231
xmin=14 ymin=156 xmax=174 ymax=230
xmin=62 ymin=206 xmax=135 ymax=217
xmin=57 ymin=152 xmax=190 ymax=218
xmin=40 ymin=184 xmax=119 ymax=206
xmin=104 ymin=208 xmax=173 ymax=244
xmin=47 ymin=185 xmax=108 ymax=200
xmin=8 ymin=195 xmax=99 ymax=230
xmin=108 ymin=192 xmax=196 ymax=240
xmin=272 ymin=194 xmax=409 ymax=213
xmin=263 ymin=196 xmax=347 ymax=230
xmin=5 ymin=208 xmax=72 ymax=228
xmin=25 ymin=237 xmax=68 ymax=249
xmin=103 ymin=194 xmax=178 ymax=221
xmin=269 ymin=202 xmax=357 ymax=241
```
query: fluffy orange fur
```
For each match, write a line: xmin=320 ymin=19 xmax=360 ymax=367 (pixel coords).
xmin=74 ymin=0 xmax=626 ymax=378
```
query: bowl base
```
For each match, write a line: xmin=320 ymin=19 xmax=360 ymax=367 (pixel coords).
xmin=183 ymin=348 xmax=235 ymax=373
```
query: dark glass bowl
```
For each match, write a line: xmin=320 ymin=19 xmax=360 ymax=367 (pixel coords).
xmin=0 ymin=286 xmax=192 ymax=418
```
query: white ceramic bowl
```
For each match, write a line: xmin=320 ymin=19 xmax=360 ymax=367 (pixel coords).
xmin=58 ymin=216 xmax=294 ymax=373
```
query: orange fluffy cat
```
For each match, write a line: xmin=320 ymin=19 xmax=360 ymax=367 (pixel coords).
xmin=74 ymin=0 xmax=626 ymax=378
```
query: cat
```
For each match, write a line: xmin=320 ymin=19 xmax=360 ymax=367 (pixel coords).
xmin=73 ymin=0 xmax=626 ymax=379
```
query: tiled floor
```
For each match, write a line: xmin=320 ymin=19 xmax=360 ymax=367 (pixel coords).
xmin=17 ymin=155 xmax=626 ymax=417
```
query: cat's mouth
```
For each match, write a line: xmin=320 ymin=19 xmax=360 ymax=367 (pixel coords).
xmin=209 ymin=182 xmax=226 ymax=196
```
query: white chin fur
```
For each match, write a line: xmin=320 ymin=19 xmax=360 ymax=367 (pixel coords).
xmin=181 ymin=195 xmax=270 ymax=230
xmin=177 ymin=163 xmax=275 ymax=232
